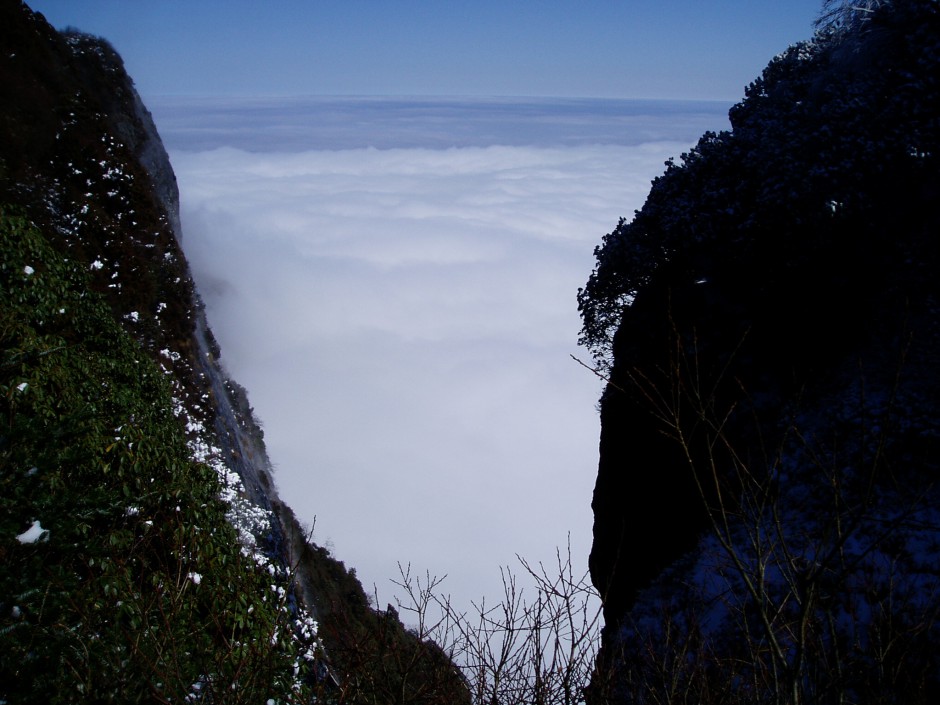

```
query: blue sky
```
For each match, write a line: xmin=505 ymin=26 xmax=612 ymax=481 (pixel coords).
xmin=30 ymin=0 xmax=824 ymax=100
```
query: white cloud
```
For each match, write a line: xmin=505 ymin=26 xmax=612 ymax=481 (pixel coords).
xmin=169 ymin=99 xmax=721 ymax=616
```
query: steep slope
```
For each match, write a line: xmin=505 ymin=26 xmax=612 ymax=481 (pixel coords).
xmin=580 ymin=1 xmax=940 ymax=702
xmin=0 ymin=3 xmax=319 ymax=701
xmin=0 ymin=2 xmax=469 ymax=702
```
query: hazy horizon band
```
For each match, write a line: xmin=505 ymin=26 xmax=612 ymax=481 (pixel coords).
xmin=150 ymin=95 xmax=731 ymax=153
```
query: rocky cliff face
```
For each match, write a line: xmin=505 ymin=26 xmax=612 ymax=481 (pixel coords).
xmin=0 ymin=2 xmax=468 ymax=702
xmin=581 ymin=1 xmax=940 ymax=701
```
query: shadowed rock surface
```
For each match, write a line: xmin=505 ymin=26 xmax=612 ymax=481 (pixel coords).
xmin=581 ymin=1 xmax=940 ymax=701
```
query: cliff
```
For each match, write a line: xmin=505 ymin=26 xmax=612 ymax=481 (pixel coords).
xmin=0 ymin=2 xmax=468 ymax=702
xmin=580 ymin=1 xmax=940 ymax=701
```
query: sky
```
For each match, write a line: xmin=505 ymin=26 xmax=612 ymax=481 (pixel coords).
xmin=28 ymin=0 xmax=825 ymax=101
xmin=24 ymin=1 xmax=828 ymax=618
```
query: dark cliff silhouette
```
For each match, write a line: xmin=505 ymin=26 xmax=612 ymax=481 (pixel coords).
xmin=580 ymin=1 xmax=940 ymax=701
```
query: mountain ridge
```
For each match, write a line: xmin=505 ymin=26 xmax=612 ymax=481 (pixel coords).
xmin=1 ymin=2 xmax=469 ymax=701
xmin=580 ymin=1 xmax=940 ymax=701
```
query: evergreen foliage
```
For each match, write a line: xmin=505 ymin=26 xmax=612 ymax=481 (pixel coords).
xmin=582 ymin=1 xmax=940 ymax=701
xmin=0 ymin=209 xmax=313 ymax=702
xmin=578 ymin=0 xmax=940 ymax=367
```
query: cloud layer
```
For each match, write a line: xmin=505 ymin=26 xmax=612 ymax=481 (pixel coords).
xmin=166 ymin=98 xmax=726 ymax=613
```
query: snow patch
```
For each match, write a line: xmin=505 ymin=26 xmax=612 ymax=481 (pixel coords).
xmin=16 ymin=520 xmax=48 ymax=544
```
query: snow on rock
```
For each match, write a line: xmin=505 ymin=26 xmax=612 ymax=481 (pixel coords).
xmin=16 ymin=520 xmax=48 ymax=544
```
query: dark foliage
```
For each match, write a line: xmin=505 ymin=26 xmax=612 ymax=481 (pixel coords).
xmin=0 ymin=0 xmax=196 ymax=403
xmin=579 ymin=0 xmax=939 ymax=366
xmin=0 ymin=210 xmax=309 ymax=702
xmin=582 ymin=0 xmax=940 ymax=701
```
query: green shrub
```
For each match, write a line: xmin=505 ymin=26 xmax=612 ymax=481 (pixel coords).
xmin=0 ymin=208 xmax=313 ymax=703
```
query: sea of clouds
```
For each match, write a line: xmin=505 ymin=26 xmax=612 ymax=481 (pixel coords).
xmin=152 ymin=96 xmax=730 ymax=616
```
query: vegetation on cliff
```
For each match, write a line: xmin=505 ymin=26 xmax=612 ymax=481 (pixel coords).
xmin=1 ymin=209 xmax=317 ymax=701
xmin=1 ymin=2 xmax=470 ymax=702
xmin=580 ymin=1 xmax=939 ymax=702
